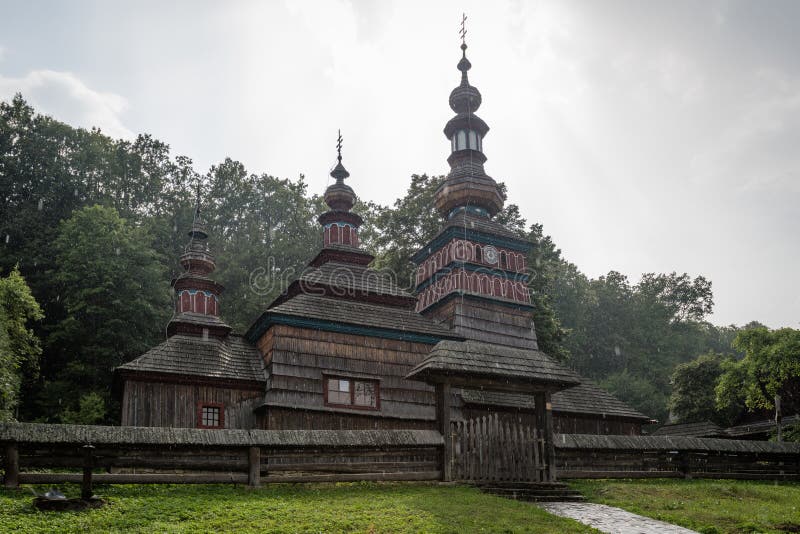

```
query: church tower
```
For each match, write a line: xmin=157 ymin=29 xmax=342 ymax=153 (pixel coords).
xmin=412 ymin=38 xmax=538 ymax=350
xmin=168 ymin=193 xmax=231 ymax=338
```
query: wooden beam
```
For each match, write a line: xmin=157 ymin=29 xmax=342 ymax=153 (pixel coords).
xmin=248 ymin=447 xmax=260 ymax=487
xmin=544 ymin=391 xmax=556 ymax=482
xmin=436 ymin=382 xmax=452 ymax=482
xmin=82 ymin=445 xmax=95 ymax=500
xmin=3 ymin=443 xmax=19 ymax=488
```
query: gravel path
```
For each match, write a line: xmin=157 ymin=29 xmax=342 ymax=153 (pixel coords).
xmin=538 ymin=502 xmax=699 ymax=534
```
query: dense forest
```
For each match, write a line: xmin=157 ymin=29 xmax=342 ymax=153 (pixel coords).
xmin=1 ymin=94 xmax=796 ymax=433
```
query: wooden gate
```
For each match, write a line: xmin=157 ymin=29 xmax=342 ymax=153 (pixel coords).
xmin=450 ymin=413 xmax=548 ymax=482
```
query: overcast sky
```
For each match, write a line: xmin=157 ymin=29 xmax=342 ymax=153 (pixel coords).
xmin=2 ymin=0 xmax=798 ymax=328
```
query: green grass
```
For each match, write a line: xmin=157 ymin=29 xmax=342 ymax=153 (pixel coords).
xmin=0 ymin=482 xmax=596 ymax=533
xmin=569 ymin=478 xmax=800 ymax=534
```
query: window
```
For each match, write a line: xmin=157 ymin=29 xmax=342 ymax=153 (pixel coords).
xmin=324 ymin=376 xmax=379 ymax=410
xmin=456 ymin=130 xmax=467 ymax=150
xmin=197 ymin=402 xmax=224 ymax=428
xmin=468 ymin=130 xmax=477 ymax=150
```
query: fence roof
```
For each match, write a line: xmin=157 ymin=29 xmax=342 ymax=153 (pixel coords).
xmin=555 ymin=433 xmax=800 ymax=454
xmin=0 ymin=423 xmax=443 ymax=449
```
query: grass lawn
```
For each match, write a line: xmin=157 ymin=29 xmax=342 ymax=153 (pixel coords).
xmin=0 ymin=482 xmax=597 ymax=533
xmin=570 ymin=478 xmax=800 ymax=534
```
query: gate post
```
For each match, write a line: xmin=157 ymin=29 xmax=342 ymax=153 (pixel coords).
xmin=535 ymin=391 xmax=557 ymax=481
xmin=436 ymin=382 xmax=452 ymax=481
xmin=3 ymin=443 xmax=19 ymax=488
xmin=248 ymin=447 xmax=261 ymax=488
xmin=81 ymin=444 xmax=95 ymax=500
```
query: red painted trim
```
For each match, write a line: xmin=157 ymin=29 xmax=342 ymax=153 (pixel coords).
xmin=196 ymin=401 xmax=225 ymax=429
xmin=322 ymin=374 xmax=381 ymax=411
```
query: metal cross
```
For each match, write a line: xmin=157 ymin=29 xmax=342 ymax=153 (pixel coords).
xmin=194 ymin=180 xmax=201 ymax=216
xmin=336 ymin=129 xmax=343 ymax=161
xmin=459 ymin=13 xmax=468 ymax=44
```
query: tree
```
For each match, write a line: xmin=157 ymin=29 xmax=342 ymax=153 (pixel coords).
xmin=602 ymin=369 xmax=669 ymax=424
xmin=40 ymin=205 xmax=170 ymax=422
xmin=717 ymin=327 xmax=800 ymax=416
xmin=669 ymin=352 xmax=742 ymax=426
xmin=0 ymin=266 xmax=43 ymax=421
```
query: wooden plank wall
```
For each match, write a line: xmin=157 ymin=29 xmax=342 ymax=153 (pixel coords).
xmin=121 ymin=380 xmax=262 ymax=429
xmin=423 ymin=298 xmax=538 ymax=350
xmin=553 ymin=414 xmax=642 ymax=436
xmin=256 ymin=325 xmax=437 ymax=429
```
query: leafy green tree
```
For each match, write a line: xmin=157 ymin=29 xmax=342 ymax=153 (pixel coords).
xmin=0 ymin=266 xmax=43 ymax=421
xmin=669 ymin=352 xmax=742 ymax=426
xmin=602 ymin=369 xmax=669 ymax=424
xmin=60 ymin=392 xmax=106 ymax=425
xmin=41 ymin=205 xmax=170 ymax=422
xmin=717 ymin=327 xmax=800 ymax=416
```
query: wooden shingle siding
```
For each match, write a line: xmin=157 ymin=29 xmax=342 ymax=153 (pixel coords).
xmin=258 ymin=325 xmax=438 ymax=429
xmin=121 ymin=380 xmax=262 ymax=429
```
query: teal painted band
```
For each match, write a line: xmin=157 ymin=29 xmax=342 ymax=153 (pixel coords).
xmin=412 ymin=227 xmax=532 ymax=264
xmin=415 ymin=262 xmax=530 ymax=292
xmin=245 ymin=313 xmax=453 ymax=345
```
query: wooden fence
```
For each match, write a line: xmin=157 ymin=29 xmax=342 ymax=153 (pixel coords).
xmin=450 ymin=414 xmax=547 ymax=482
xmin=555 ymin=434 xmax=800 ymax=480
xmin=0 ymin=423 xmax=442 ymax=490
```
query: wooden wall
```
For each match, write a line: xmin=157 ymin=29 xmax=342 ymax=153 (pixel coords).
xmin=423 ymin=297 xmax=538 ymax=350
xmin=256 ymin=325 xmax=437 ymax=430
xmin=121 ymin=379 xmax=262 ymax=429
xmin=553 ymin=413 xmax=642 ymax=436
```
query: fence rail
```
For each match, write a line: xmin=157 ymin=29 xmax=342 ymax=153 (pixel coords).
xmin=555 ymin=433 xmax=800 ymax=480
xmin=1 ymin=423 xmax=443 ymax=491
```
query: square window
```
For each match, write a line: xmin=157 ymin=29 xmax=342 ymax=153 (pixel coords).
xmin=324 ymin=376 xmax=379 ymax=410
xmin=197 ymin=403 xmax=223 ymax=428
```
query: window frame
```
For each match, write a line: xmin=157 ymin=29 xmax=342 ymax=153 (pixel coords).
xmin=196 ymin=401 xmax=225 ymax=429
xmin=323 ymin=375 xmax=381 ymax=411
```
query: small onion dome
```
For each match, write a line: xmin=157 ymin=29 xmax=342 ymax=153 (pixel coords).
xmin=449 ymin=44 xmax=482 ymax=114
xmin=324 ymin=159 xmax=356 ymax=211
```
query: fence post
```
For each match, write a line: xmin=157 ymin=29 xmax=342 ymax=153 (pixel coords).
xmin=679 ymin=451 xmax=692 ymax=479
xmin=82 ymin=444 xmax=95 ymax=500
xmin=3 ymin=443 xmax=19 ymax=488
xmin=436 ymin=382 xmax=452 ymax=481
xmin=248 ymin=447 xmax=261 ymax=488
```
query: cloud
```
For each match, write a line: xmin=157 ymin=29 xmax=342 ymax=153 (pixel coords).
xmin=0 ymin=69 xmax=133 ymax=139
xmin=0 ymin=46 xmax=5 ymax=62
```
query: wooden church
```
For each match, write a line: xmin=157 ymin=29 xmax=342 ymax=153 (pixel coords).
xmin=115 ymin=39 xmax=650 ymax=436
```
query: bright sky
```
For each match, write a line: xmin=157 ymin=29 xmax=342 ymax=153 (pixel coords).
xmin=2 ymin=0 xmax=799 ymax=328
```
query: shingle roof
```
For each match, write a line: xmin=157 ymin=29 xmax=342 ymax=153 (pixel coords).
xmin=551 ymin=381 xmax=651 ymax=421
xmin=443 ymin=212 xmax=525 ymax=240
xmin=725 ymin=414 xmax=800 ymax=437
xmin=459 ymin=380 xmax=651 ymax=421
xmin=265 ymin=294 xmax=456 ymax=338
xmin=168 ymin=312 xmax=231 ymax=329
xmin=298 ymin=261 xmax=413 ymax=298
xmin=406 ymin=340 xmax=582 ymax=389
xmin=116 ymin=333 xmax=265 ymax=383
xmin=460 ymin=389 xmax=536 ymax=409
xmin=651 ymin=421 xmax=725 ymax=437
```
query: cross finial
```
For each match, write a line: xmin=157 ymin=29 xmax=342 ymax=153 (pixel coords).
xmin=459 ymin=13 xmax=468 ymax=45
xmin=194 ymin=180 xmax=201 ymax=216
xmin=336 ymin=129 xmax=343 ymax=162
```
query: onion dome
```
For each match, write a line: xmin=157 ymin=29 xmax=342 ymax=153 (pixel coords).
xmin=434 ymin=41 xmax=504 ymax=219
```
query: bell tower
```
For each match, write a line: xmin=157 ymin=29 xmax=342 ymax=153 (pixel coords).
xmin=412 ymin=33 xmax=538 ymax=350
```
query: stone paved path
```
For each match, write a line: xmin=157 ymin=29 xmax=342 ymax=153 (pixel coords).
xmin=538 ymin=502 xmax=699 ymax=534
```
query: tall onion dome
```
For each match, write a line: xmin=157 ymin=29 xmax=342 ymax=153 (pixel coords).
xmin=434 ymin=42 xmax=504 ymax=219
xmin=168 ymin=194 xmax=231 ymax=338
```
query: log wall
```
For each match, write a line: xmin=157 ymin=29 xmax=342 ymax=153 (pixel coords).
xmin=120 ymin=380 xmax=262 ymax=429
xmin=256 ymin=325 xmax=437 ymax=429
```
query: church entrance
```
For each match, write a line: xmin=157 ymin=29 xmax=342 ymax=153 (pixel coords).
xmin=450 ymin=413 xmax=548 ymax=483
